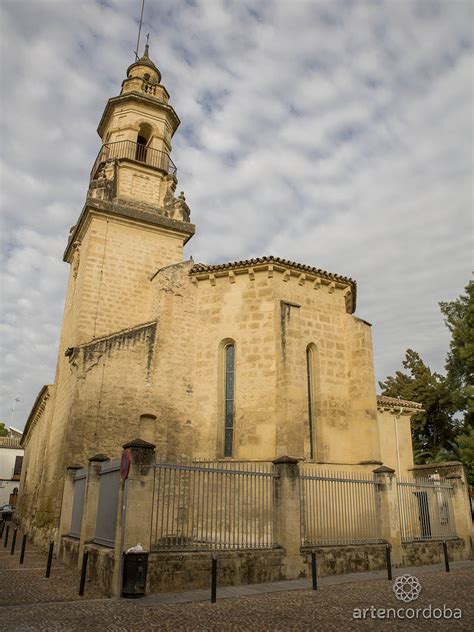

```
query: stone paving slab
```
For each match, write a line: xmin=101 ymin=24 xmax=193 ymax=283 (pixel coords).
xmin=0 ymin=544 xmax=108 ymax=606
xmin=3 ymin=567 xmax=474 ymax=631
xmin=1 ymin=534 xmax=472 ymax=630
xmin=137 ymin=559 xmax=474 ymax=605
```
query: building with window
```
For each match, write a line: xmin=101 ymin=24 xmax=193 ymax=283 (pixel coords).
xmin=0 ymin=435 xmax=23 ymax=506
xmin=18 ymin=46 xmax=422 ymax=545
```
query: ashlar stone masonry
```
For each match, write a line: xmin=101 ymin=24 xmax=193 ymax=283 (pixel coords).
xmin=18 ymin=44 xmax=424 ymax=547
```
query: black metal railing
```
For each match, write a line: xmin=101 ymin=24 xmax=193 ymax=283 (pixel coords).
xmin=90 ymin=139 xmax=177 ymax=180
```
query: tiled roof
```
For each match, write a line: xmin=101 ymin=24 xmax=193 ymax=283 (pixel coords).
xmin=376 ymin=395 xmax=423 ymax=411
xmin=190 ymin=256 xmax=354 ymax=283
xmin=0 ymin=437 xmax=22 ymax=449
xmin=190 ymin=256 xmax=357 ymax=311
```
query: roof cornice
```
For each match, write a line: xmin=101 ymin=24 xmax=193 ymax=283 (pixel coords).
xmin=21 ymin=385 xmax=53 ymax=447
xmin=190 ymin=256 xmax=357 ymax=313
xmin=376 ymin=395 xmax=424 ymax=412
xmin=64 ymin=197 xmax=195 ymax=262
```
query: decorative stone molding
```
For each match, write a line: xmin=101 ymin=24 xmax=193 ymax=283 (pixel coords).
xmin=376 ymin=395 xmax=424 ymax=413
xmin=189 ymin=256 xmax=356 ymax=313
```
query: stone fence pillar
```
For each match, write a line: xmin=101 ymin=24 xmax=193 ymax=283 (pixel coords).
xmin=272 ymin=455 xmax=306 ymax=578
xmin=373 ymin=465 xmax=403 ymax=565
xmin=58 ymin=464 xmax=83 ymax=538
xmin=446 ymin=473 xmax=473 ymax=551
xmin=112 ymin=438 xmax=156 ymax=596
xmin=78 ymin=454 xmax=109 ymax=566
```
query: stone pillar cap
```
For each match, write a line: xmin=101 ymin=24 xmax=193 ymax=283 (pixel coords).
xmin=273 ymin=455 xmax=299 ymax=465
xmin=373 ymin=465 xmax=395 ymax=474
xmin=88 ymin=453 xmax=110 ymax=462
xmin=122 ymin=438 xmax=156 ymax=450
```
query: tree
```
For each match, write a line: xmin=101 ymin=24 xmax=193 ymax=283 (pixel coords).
xmin=0 ymin=422 xmax=8 ymax=437
xmin=432 ymin=427 xmax=474 ymax=487
xmin=439 ymin=282 xmax=474 ymax=429
xmin=378 ymin=349 xmax=459 ymax=461
xmin=379 ymin=283 xmax=473 ymax=481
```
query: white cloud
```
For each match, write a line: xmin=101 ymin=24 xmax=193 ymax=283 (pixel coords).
xmin=0 ymin=0 xmax=472 ymax=429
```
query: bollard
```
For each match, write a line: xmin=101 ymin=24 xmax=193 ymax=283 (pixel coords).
xmin=10 ymin=528 xmax=17 ymax=555
xmin=311 ymin=551 xmax=317 ymax=590
xmin=79 ymin=550 xmax=89 ymax=596
xmin=211 ymin=557 xmax=217 ymax=603
xmin=442 ymin=541 xmax=450 ymax=573
xmin=4 ymin=524 xmax=10 ymax=548
xmin=0 ymin=520 xmax=4 ymax=539
xmin=386 ymin=545 xmax=392 ymax=581
xmin=20 ymin=534 xmax=27 ymax=565
xmin=45 ymin=541 xmax=54 ymax=578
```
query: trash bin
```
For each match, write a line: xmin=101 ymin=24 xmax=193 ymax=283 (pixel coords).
xmin=122 ymin=551 xmax=148 ymax=598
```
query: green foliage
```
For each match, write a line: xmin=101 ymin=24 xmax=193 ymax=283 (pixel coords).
xmin=379 ymin=282 xmax=474 ymax=484
xmin=0 ymin=422 xmax=8 ymax=437
xmin=432 ymin=427 xmax=474 ymax=487
xmin=379 ymin=349 xmax=458 ymax=460
xmin=439 ymin=282 xmax=474 ymax=428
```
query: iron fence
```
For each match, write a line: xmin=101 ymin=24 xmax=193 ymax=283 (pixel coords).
xmin=300 ymin=466 xmax=383 ymax=546
xmin=90 ymin=139 xmax=177 ymax=180
xmin=151 ymin=461 xmax=276 ymax=550
xmin=397 ymin=476 xmax=457 ymax=542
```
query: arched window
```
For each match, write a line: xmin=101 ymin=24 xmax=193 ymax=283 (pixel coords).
xmin=135 ymin=123 xmax=152 ymax=163
xmin=224 ymin=343 xmax=235 ymax=457
xmin=306 ymin=345 xmax=316 ymax=460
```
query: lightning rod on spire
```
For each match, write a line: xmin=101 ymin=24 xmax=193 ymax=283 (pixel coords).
xmin=134 ymin=0 xmax=146 ymax=61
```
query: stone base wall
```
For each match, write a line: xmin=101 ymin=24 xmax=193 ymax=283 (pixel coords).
xmin=55 ymin=539 xmax=473 ymax=598
xmin=58 ymin=539 xmax=116 ymax=595
xmin=301 ymin=544 xmax=387 ymax=576
xmin=401 ymin=539 xmax=471 ymax=567
xmin=147 ymin=548 xmax=287 ymax=593
xmin=57 ymin=536 xmax=80 ymax=570
xmin=85 ymin=544 xmax=116 ymax=595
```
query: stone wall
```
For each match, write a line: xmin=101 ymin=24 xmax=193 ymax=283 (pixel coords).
xmin=301 ymin=544 xmax=387 ymax=576
xmin=57 ymin=535 xmax=80 ymax=570
xmin=401 ymin=539 xmax=470 ymax=566
xmin=68 ymin=213 xmax=184 ymax=345
xmin=16 ymin=386 xmax=55 ymax=545
xmin=377 ymin=408 xmax=415 ymax=476
xmin=85 ymin=543 xmax=116 ymax=596
xmin=147 ymin=549 xmax=287 ymax=593
xmin=152 ymin=262 xmax=382 ymax=464
xmin=150 ymin=261 xmax=196 ymax=462
xmin=65 ymin=322 xmax=160 ymax=465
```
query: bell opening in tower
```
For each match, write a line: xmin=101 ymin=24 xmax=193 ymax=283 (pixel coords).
xmin=135 ymin=123 xmax=152 ymax=163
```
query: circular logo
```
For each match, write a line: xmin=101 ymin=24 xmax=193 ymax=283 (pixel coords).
xmin=392 ymin=574 xmax=422 ymax=603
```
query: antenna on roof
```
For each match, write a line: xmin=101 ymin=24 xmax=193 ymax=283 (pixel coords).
xmin=134 ymin=0 xmax=146 ymax=60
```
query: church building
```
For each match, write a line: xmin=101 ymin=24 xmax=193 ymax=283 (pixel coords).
xmin=18 ymin=45 xmax=422 ymax=544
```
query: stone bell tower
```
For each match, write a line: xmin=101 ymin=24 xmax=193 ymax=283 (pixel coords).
xmin=62 ymin=44 xmax=195 ymax=346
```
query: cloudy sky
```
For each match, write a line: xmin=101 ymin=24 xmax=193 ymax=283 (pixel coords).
xmin=0 ymin=0 xmax=472 ymax=430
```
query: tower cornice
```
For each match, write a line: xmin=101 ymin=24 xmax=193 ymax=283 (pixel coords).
xmin=64 ymin=197 xmax=195 ymax=263
xmin=97 ymin=93 xmax=180 ymax=139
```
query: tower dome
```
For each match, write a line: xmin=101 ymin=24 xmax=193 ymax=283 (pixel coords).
xmin=126 ymin=43 xmax=161 ymax=84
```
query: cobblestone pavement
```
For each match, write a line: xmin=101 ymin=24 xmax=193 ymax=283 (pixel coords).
xmin=1 ymin=531 xmax=473 ymax=631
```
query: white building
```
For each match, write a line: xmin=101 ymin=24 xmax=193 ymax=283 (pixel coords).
xmin=0 ymin=436 xmax=23 ymax=506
